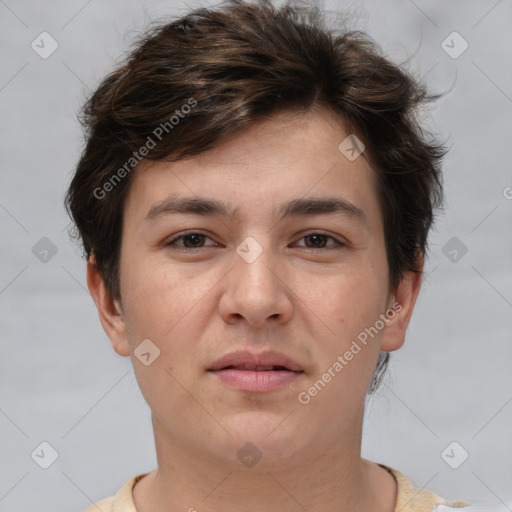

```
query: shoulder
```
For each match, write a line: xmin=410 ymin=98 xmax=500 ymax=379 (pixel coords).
xmin=83 ymin=495 xmax=115 ymax=512
xmin=82 ymin=473 xmax=148 ymax=512
xmin=381 ymin=465 xmax=468 ymax=512
xmin=434 ymin=505 xmax=510 ymax=512
xmin=385 ymin=465 xmax=511 ymax=511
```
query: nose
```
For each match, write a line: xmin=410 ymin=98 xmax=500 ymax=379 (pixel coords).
xmin=218 ymin=236 xmax=294 ymax=329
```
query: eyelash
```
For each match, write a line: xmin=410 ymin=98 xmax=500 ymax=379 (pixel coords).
xmin=165 ymin=231 xmax=346 ymax=251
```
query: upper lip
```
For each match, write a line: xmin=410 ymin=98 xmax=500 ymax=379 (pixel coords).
xmin=208 ymin=350 xmax=303 ymax=372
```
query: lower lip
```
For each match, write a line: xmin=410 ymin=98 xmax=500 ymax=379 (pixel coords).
xmin=208 ymin=369 xmax=303 ymax=392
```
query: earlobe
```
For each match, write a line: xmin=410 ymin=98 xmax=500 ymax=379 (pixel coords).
xmin=86 ymin=254 xmax=131 ymax=357
xmin=380 ymin=258 xmax=423 ymax=352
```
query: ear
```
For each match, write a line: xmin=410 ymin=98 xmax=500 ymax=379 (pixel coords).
xmin=380 ymin=254 xmax=424 ymax=352
xmin=86 ymin=254 xmax=131 ymax=357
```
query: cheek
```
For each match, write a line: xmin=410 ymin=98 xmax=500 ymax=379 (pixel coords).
xmin=120 ymin=256 xmax=191 ymax=339
xmin=300 ymin=278 xmax=385 ymax=419
xmin=308 ymin=260 xmax=388 ymax=395
xmin=119 ymin=257 xmax=211 ymax=384
xmin=321 ymin=270 xmax=387 ymax=337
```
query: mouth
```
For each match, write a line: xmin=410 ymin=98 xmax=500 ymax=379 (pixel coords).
xmin=208 ymin=350 xmax=303 ymax=372
xmin=217 ymin=364 xmax=297 ymax=371
xmin=208 ymin=351 xmax=305 ymax=392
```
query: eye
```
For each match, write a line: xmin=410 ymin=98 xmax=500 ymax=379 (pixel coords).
xmin=165 ymin=231 xmax=345 ymax=251
xmin=294 ymin=232 xmax=345 ymax=250
xmin=166 ymin=231 xmax=217 ymax=249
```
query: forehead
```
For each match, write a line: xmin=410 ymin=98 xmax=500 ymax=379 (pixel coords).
xmin=122 ymin=108 xmax=381 ymax=226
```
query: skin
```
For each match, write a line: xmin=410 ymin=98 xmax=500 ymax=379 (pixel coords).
xmin=87 ymin=107 xmax=422 ymax=512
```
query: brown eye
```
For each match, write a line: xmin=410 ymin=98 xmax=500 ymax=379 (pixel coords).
xmin=295 ymin=233 xmax=344 ymax=250
xmin=304 ymin=234 xmax=329 ymax=248
xmin=167 ymin=232 xmax=216 ymax=249
xmin=181 ymin=233 xmax=206 ymax=247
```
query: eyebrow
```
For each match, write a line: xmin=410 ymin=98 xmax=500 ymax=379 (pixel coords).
xmin=145 ymin=195 xmax=366 ymax=223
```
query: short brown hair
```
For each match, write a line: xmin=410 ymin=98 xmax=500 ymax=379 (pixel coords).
xmin=65 ymin=0 xmax=445 ymax=393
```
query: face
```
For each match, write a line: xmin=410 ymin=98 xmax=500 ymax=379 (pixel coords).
xmin=89 ymin=108 xmax=421 ymax=470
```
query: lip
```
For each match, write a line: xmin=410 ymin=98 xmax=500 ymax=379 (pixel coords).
xmin=207 ymin=350 xmax=305 ymax=392
xmin=208 ymin=350 xmax=303 ymax=372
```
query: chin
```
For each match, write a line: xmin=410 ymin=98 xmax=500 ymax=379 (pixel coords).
xmin=212 ymin=412 xmax=313 ymax=470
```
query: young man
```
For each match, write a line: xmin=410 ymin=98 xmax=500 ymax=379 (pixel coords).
xmin=65 ymin=1 xmax=472 ymax=510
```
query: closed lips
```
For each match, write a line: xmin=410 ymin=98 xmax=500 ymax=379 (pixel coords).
xmin=208 ymin=350 xmax=306 ymax=392
xmin=220 ymin=365 xmax=295 ymax=371
xmin=208 ymin=350 xmax=304 ymax=372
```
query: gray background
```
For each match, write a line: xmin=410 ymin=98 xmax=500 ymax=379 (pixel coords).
xmin=1 ymin=1 xmax=511 ymax=511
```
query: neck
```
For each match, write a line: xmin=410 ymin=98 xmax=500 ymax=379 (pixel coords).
xmin=133 ymin=412 xmax=397 ymax=512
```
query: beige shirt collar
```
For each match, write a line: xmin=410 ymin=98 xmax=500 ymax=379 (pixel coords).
xmin=85 ymin=465 xmax=468 ymax=512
